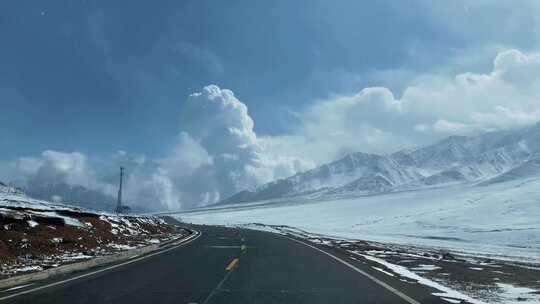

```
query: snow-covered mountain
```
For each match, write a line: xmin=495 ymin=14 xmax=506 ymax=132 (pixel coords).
xmin=220 ymin=123 xmax=540 ymax=205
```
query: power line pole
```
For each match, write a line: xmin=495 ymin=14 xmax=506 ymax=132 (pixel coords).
xmin=115 ymin=166 xmax=124 ymax=214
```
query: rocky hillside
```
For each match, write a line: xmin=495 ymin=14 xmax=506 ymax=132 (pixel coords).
xmin=0 ymin=192 xmax=188 ymax=277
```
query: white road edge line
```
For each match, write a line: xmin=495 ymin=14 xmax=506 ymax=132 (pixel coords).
xmin=0 ymin=231 xmax=202 ymax=302
xmin=281 ymin=235 xmax=421 ymax=304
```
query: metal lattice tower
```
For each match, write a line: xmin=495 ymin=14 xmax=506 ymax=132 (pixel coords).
xmin=115 ymin=166 xmax=124 ymax=213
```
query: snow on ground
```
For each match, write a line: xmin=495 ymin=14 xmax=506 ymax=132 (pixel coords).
xmin=360 ymin=254 xmax=487 ymax=304
xmin=412 ymin=264 xmax=442 ymax=271
xmin=179 ymin=177 xmax=540 ymax=263
xmin=178 ymin=177 xmax=540 ymax=303
xmin=237 ymin=224 xmax=540 ymax=304
xmin=0 ymin=192 xmax=88 ymax=212
xmin=0 ymin=192 xmax=185 ymax=278
xmin=496 ymin=283 xmax=540 ymax=303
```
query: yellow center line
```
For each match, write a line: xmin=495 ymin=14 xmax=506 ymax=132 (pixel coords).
xmin=225 ymin=258 xmax=239 ymax=271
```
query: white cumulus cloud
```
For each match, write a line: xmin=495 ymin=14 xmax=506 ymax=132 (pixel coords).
xmin=4 ymin=49 xmax=540 ymax=210
xmin=264 ymin=49 xmax=540 ymax=163
xmin=117 ymin=85 xmax=311 ymax=210
xmin=0 ymin=150 xmax=115 ymax=197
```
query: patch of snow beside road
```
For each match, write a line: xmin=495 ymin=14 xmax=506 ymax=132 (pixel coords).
xmin=496 ymin=283 xmax=540 ymax=304
xmin=360 ymin=254 xmax=487 ymax=304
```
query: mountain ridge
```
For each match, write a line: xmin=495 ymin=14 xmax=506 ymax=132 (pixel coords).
xmin=219 ymin=123 xmax=540 ymax=205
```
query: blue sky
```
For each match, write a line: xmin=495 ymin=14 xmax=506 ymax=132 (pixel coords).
xmin=1 ymin=0 xmax=529 ymax=158
xmin=2 ymin=1 xmax=540 ymax=209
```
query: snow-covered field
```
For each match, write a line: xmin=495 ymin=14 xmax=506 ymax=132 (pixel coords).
xmin=179 ymin=177 xmax=540 ymax=263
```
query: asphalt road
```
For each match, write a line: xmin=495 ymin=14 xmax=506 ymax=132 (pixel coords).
xmin=0 ymin=225 xmax=450 ymax=304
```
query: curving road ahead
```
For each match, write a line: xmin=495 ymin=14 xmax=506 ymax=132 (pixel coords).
xmin=0 ymin=225 xmax=450 ymax=303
